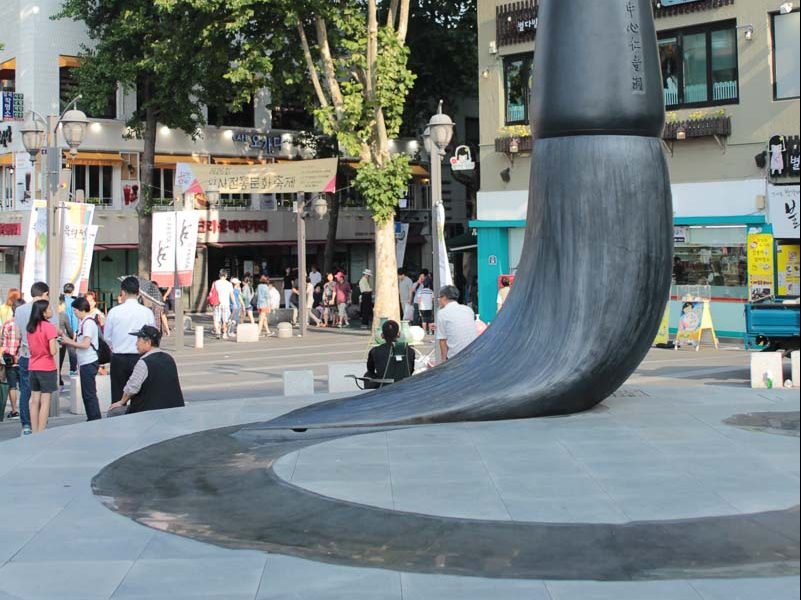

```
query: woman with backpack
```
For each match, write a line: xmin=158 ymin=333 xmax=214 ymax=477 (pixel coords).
xmin=59 ymin=297 xmax=102 ymax=421
xmin=26 ymin=299 xmax=59 ymax=433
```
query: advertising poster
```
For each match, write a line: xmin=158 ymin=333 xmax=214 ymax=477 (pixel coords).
xmin=747 ymin=232 xmax=775 ymax=301
xmin=675 ymin=301 xmax=704 ymax=346
xmin=60 ymin=202 xmax=96 ymax=288
xmin=20 ymin=200 xmax=48 ymax=299
xmin=768 ymin=184 xmax=800 ymax=239
xmin=777 ymin=243 xmax=800 ymax=296
xmin=151 ymin=211 xmax=201 ymax=287
xmin=78 ymin=225 xmax=99 ymax=294
xmin=653 ymin=303 xmax=671 ymax=346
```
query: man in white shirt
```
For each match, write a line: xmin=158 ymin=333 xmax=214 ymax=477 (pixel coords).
xmin=398 ymin=269 xmax=414 ymax=321
xmin=211 ymin=269 xmax=235 ymax=339
xmin=105 ymin=276 xmax=156 ymax=405
xmin=309 ymin=265 xmax=323 ymax=288
xmin=435 ymin=285 xmax=478 ymax=362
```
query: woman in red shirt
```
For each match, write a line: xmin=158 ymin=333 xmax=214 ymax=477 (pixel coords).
xmin=26 ymin=300 xmax=59 ymax=433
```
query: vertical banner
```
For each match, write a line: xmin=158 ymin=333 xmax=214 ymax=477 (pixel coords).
xmin=78 ymin=225 xmax=99 ymax=294
xmin=20 ymin=200 xmax=48 ymax=299
xmin=747 ymin=232 xmax=776 ymax=301
xmin=776 ymin=243 xmax=800 ymax=296
xmin=14 ymin=152 xmax=33 ymax=210
xmin=60 ymin=202 xmax=96 ymax=288
xmin=151 ymin=211 xmax=200 ymax=287
xmin=436 ymin=203 xmax=453 ymax=287
xmin=395 ymin=221 xmax=410 ymax=269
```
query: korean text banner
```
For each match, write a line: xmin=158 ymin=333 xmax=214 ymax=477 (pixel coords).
xmin=175 ymin=158 xmax=338 ymax=197
xmin=60 ymin=202 xmax=96 ymax=288
xmin=747 ymin=232 xmax=775 ymax=301
xmin=151 ymin=211 xmax=201 ymax=288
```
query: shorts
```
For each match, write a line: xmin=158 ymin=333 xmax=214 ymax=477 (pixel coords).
xmin=29 ymin=370 xmax=58 ymax=393
xmin=338 ymin=303 xmax=348 ymax=318
xmin=214 ymin=303 xmax=231 ymax=324
xmin=259 ymin=306 xmax=270 ymax=315
xmin=420 ymin=310 xmax=433 ymax=324
xmin=5 ymin=365 xmax=19 ymax=389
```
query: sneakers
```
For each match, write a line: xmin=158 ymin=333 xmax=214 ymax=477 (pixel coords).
xmin=69 ymin=370 xmax=78 ymax=377
xmin=22 ymin=425 xmax=32 ymax=436
xmin=6 ymin=411 xmax=19 ymax=420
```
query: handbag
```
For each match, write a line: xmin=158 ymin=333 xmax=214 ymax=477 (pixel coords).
xmin=207 ymin=284 xmax=220 ymax=307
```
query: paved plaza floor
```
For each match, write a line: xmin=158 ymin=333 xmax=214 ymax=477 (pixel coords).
xmin=0 ymin=345 xmax=798 ymax=600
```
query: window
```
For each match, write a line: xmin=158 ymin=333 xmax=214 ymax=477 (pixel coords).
xmin=658 ymin=21 xmax=739 ymax=109
xmin=220 ymin=193 xmax=252 ymax=209
xmin=673 ymin=226 xmax=748 ymax=299
xmin=0 ymin=248 xmax=21 ymax=275
xmin=151 ymin=168 xmax=174 ymax=203
xmin=72 ymin=165 xmax=114 ymax=206
xmin=0 ymin=58 xmax=14 ymax=92
xmin=59 ymin=57 xmax=116 ymax=118
xmin=772 ymin=10 xmax=800 ymax=100
xmin=1 ymin=167 xmax=14 ymax=209
xmin=207 ymin=96 xmax=255 ymax=128
xmin=503 ymin=53 xmax=533 ymax=124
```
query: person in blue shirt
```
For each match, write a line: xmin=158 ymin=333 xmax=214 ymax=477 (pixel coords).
xmin=59 ymin=283 xmax=79 ymax=385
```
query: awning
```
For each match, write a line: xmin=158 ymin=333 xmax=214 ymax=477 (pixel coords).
xmin=212 ymin=156 xmax=277 ymax=165
xmin=0 ymin=154 xmax=12 ymax=167
xmin=155 ymin=154 xmax=209 ymax=168
xmin=58 ymin=55 xmax=81 ymax=68
xmin=64 ymin=151 xmax=124 ymax=167
xmin=446 ymin=231 xmax=477 ymax=252
xmin=0 ymin=58 xmax=16 ymax=70
xmin=97 ymin=243 xmax=139 ymax=250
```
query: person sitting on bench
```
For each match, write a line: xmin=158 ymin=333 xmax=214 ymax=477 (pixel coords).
xmin=363 ymin=320 xmax=416 ymax=389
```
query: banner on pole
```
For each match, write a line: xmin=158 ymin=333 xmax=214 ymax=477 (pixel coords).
xmin=60 ymin=202 xmax=96 ymax=289
xmin=151 ymin=211 xmax=200 ymax=287
xmin=395 ymin=221 xmax=410 ymax=269
xmin=20 ymin=200 xmax=48 ymax=299
xmin=78 ymin=225 xmax=98 ymax=294
xmin=175 ymin=158 xmax=338 ymax=202
xmin=436 ymin=203 xmax=453 ymax=287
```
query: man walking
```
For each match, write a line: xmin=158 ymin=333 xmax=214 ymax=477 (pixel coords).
xmin=105 ymin=277 xmax=155 ymax=407
xmin=398 ymin=269 xmax=414 ymax=321
xmin=108 ymin=325 xmax=184 ymax=414
xmin=358 ymin=269 xmax=373 ymax=328
xmin=14 ymin=282 xmax=52 ymax=435
xmin=211 ymin=269 xmax=235 ymax=339
xmin=435 ymin=285 xmax=478 ymax=362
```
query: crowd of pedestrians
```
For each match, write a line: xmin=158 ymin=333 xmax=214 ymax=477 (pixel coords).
xmin=1 ymin=277 xmax=184 ymax=436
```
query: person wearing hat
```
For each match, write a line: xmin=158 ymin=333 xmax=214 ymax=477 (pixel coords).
xmin=358 ymin=268 xmax=373 ymax=329
xmin=435 ymin=285 xmax=478 ymax=362
xmin=108 ymin=325 xmax=184 ymax=414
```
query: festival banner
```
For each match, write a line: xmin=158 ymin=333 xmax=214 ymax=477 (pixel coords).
xmin=747 ymin=232 xmax=775 ymax=301
xmin=175 ymin=158 xmax=338 ymax=203
xmin=14 ymin=152 xmax=33 ymax=211
xmin=78 ymin=225 xmax=99 ymax=294
xmin=20 ymin=200 xmax=48 ymax=299
xmin=776 ymin=243 xmax=800 ymax=296
xmin=395 ymin=221 xmax=410 ymax=269
xmin=151 ymin=211 xmax=201 ymax=287
xmin=60 ymin=202 xmax=96 ymax=289
xmin=436 ymin=203 xmax=453 ymax=287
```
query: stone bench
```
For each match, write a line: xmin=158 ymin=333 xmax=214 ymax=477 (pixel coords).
xmin=283 ymin=370 xmax=315 ymax=397
xmin=235 ymin=323 xmax=259 ymax=343
xmin=70 ymin=373 xmax=112 ymax=415
xmin=269 ymin=309 xmax=296 ymax=325
xmin=328 ymin=363 xmax=365 ymax=393
xmin=750 ymin=351 xmax=784 ymax=389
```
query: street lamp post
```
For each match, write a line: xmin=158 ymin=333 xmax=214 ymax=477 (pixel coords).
xmin=424 ymin=100 xmax=455 ymax=308
xmin=295 ymin=193 xmax=328 ymax=337
xmin=20 ymin=98 xmax=88 ymax=417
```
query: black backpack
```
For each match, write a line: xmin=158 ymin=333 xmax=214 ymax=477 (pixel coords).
xmin=83 ymin=317 xmax=112 ymax=364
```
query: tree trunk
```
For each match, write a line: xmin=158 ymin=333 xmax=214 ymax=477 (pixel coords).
xmin=372 ymin=218 xmax=400 ymax=328
xmin=323 ymin=192 xmax=339 ymax=276
xmin=137 ymin=103 xmax=157 ymax=278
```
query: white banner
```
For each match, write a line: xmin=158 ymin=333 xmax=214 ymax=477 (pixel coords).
xmin=436 ymin=203 xmax=453 ymax=288
xmin=768 ymin=184 xmax=800 ymax=239
xmin=151 ymin=211 xmax=201 ymax=287
xmin=78 ymin=225 xmax=98 ymax=294
xmin=20 ymin=200 xmax=47 ymax=300
xmin=395 ymin=221 xmax=410 ymax=269
xmin=14 ymin=152 xmax=33 ymax=211
xmin=60 ymin=203 xmax=96 ymax=289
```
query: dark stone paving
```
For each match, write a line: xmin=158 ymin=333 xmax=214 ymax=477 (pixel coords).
xmin=724 ymin=411 xmax=801 ymax=437
xmin=93 ymin=421 xmax=801 ymax=582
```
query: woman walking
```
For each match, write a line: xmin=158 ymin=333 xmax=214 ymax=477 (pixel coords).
xmin=256 ymin=275 xmax=272 ymax=337
xmin=26 ymin=299 xmax=59 ymax=433
xmin=59 ymin=297 xmax=102 ymax=421
xmin=0 ymin=288 xmax=20 ymax=325
xmin=242 ymin=275 xmax=255 ymax=325
xmin=230 ymin=277 xmax=245 ymax=335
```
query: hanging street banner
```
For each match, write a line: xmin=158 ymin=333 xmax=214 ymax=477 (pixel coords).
xmin=78 ymin=225 xmax=99 ymax=294
xmin=151 ymin=211 xmax=201 ymax=288
xmin=747 ymin=231 xmax=776 ymax=301
xmin=395 ymin=221 xmax=410 ymax=269
xmin=20 ymin=200 xmax=48 ymax=299
xmin=60 ymin=202 xmax=96 ymax=289
xmin=436 ymin=203 xmax=453 ymax=287
xmin=175 ymin=158 xmax=338 ymax=203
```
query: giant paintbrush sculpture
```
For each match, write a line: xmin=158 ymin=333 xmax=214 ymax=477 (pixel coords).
xmin=266 ymin=0 xmax=672 ymax=430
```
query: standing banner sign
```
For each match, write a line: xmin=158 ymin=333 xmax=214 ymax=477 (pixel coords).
xmin=653 ymin=302 xmax=671 ymax=346
xmin=151 ymin=211 xmax=201 ymax=287
xmin=747 ymin=232 xmax=775 ymax=301
xmin=675 ymin=300 xmax=719 ymax=351
xmin=776 ymin=243 xmax=800 ymax=296
xmin=60 ymin=203 xmax=96 ymax=288
xmin=78 ymin=225 xmax=99 ymax=294
xmin=436 ymin=203 xmax=453 ymax=287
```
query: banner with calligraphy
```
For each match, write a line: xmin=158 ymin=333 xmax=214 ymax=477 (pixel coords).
xmin=151 ymin=211 xmax=201 ymax=288
xmin=768 ymin=184 xmax=800 ymax=239
xmin=175 ymin=158 xmax=338 ymax=203
xmin=78 ymin=225 xmax=99 ymax=294
xmin=60 ymin=202 xmax=96 ymax=289
xmin=20 ymin=200 xmax=48 ymax=300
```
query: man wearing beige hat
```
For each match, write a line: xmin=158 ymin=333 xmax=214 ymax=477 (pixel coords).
xmin=358 ymin=269 xmax=373 ymax=329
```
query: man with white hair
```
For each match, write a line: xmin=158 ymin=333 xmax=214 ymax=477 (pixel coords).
xmin=435 ymin=285 xmax=478 ymax=362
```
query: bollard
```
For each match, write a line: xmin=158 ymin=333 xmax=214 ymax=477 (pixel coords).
xmin=195 ymin=325 xmax=204 ymax=349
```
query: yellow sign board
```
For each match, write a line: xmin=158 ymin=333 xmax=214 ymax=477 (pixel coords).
xmin=777 ymin=243 xmax=800 ymax=296
xmin=653 ymin=303 xmax=670 ymax=346
xmin=747 ymin=232 xmax=775 ymax=301
xmin=675 ymin=300 xmax=719 ymax=351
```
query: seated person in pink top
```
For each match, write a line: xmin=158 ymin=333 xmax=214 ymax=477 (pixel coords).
xmin=26 ymin=299 xmax=59 ymax=433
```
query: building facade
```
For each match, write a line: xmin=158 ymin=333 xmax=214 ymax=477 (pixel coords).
xmin=0 ymin=0 xmax=427 ymax=308
xmin=474 ymin=0 xmax=800 ymax=337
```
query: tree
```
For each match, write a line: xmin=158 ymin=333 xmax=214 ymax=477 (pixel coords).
xmin=254 ymin=0 xmax=415 ymax=327
xmin=55 ymin=0 xmax=270 ymax=277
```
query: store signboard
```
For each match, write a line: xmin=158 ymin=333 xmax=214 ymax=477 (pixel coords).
xmin=777 ymin=243 xmax=800 ymax=296
xmin=747 ymin=232 xmax=775 ymax=301
xmin=768 ymin=184 xmax=800 ymax=239
xmin=673 ymin=226 xmax=688 ymax=243
xmin=0 ymin=92 xmax=24 ymax=122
